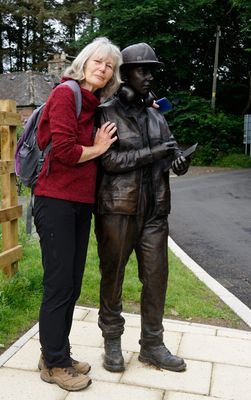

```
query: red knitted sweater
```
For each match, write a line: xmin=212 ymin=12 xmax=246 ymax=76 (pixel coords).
xmin=34 ymin=79 xmax=100 ymax=203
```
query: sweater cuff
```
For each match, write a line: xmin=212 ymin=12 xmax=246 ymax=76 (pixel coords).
xmin=71 ymin=144 xmax=83 ymax=165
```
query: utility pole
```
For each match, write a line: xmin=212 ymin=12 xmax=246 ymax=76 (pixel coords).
xmin=211 ymin=25 xmax=221 ymax=112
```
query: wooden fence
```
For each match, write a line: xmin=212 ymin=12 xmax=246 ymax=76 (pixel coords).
xmin=0 ymin=99 xmax=23 ymax=276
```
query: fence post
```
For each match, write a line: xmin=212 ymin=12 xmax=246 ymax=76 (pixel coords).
xmin=0 ymin=99 xmax=23 ymax=276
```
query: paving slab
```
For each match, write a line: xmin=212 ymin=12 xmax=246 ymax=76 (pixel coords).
xmin=121 ymin=325 xmax=182 ymax=354
xmin=0 ymin=368 xmax=66 ymax=400
xmin=164 ymin=393 xmax=223 ymax=400
xmin=121 ymin=353 xmax=212 ymax=395
xmin=211 ymin=363 xmax=251 ymax=400
xmin=4 ymin=339 xmax=40 ymax=371
xmin=216 ymin=327 xmax=251 ymax=340
xmin=1 ymin=306 xmax=251 ymax=400
xmin=69 ymin=320 xmax=103 ymax=347
xmin=66 ymin=380 xmax=163 ymax=400
xmin=163 ymin=320 xmax=217 ymax=336
xmin=73 ymin=307 xmax=89 ymax=321
xmin=81 ymin=308 xmax=99 ymax=323
xmin=179 ymin=332 xmax=251 ymax=366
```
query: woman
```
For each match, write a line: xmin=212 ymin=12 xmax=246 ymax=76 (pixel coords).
xmin=33 ymin=37 xmax=122 ymax=392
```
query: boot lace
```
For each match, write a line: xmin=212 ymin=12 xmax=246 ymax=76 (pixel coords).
xmin=64 ymin=366 xmax=79 ymax=377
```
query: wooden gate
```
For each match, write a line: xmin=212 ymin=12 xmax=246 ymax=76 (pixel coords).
xmin=0 ymin=99 xmax=22 ymax=276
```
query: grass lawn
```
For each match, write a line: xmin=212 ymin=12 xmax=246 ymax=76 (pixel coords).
xmin=0 ymin=217 xmax=249 ymax=356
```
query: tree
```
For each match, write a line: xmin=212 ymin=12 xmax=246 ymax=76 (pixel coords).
xmin=230 ymin=0 xmax=251 ymax=39
xmin=2 ymin=0 xmax=251 ymax=115
xmin=89 ymin=0 xmax=251 ymax=114
xmin=58 ymin=0 xmax=95 ymax=40
xmin=0 ymin=0 xmax=97 ymax=71
xmin=0 ymin=0 xmax=16 ymax=72
xmin=0 ymin=0 xmax=59 ymax=71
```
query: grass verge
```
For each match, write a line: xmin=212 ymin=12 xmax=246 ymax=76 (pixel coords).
xmin=0 ymin=218 xmax=249 ymax=356
xmin=81 ymin=226 xmax=247 ymax=327
xmin=215 ymin=153 xmax=251 ymax=168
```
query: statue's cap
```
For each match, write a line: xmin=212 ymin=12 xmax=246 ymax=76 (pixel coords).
xmin=121 ymin=43 xmax=163 ymax=66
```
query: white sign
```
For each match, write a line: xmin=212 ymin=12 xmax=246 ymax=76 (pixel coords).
xmin=244 ymin=114 xmax=251 ymax=144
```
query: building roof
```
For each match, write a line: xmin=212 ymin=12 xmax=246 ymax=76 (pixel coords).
xmin=0 ymin=71 xmax=59 ymax=107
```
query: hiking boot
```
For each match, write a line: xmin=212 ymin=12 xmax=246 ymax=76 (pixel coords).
xmin=103 ymin=337 xmax=125 ymax=372
xmin=138 ymin=343 xmax=186 ymax=372
xmin=40 ymin=366 xmax=92 ymax=391
xmin=38 ymin=354 xmax=91 ymax=375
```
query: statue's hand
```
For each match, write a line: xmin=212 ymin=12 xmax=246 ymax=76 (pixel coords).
xmin=172 ymin=155 xmax=190 ymax=175
xmin=151 ymin=141 xmax=177 ymax=160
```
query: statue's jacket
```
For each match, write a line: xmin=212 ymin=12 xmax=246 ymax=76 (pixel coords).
xmin=95 ymin=97 xmax=182 ymax=216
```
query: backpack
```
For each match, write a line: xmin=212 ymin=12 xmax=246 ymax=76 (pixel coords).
xmin=15 ymin=80 xmax=82 ymax=233
xmin=15 ymin=80 xmax=82 ymax=189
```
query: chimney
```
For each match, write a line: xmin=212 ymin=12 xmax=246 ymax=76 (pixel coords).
xmin=48 ymin=53 xmax=71 ymax=79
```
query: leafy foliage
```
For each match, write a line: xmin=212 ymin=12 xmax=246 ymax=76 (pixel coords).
xmin=231 ymin=0 xmax=251 ymax=38
xmin=166 ymin=92 xmax=243 ymax=164
xmin=89 ymin=0 xmax=251 ymax=114
xmin=1 ymin=0 xmax=251 ymax=115
xmin=1 ymin=0 xmax=251 ymax=156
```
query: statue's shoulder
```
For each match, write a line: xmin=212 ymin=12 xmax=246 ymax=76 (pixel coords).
xmin=99 ymin=97 xmax=117 ymax=109
xmin=147 ymin=105 xmax=165 ymax=119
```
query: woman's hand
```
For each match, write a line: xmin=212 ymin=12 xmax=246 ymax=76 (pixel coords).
xmin=152 ymin=100 xmax=159 ymax=109
xmin=94 ymin=121 xmax=117 ymax=150
xmin=77 ymin=121 xmax=117 ymax=163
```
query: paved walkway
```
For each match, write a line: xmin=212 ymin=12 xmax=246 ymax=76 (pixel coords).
xmin=1 ymin=213 xmax=251 ymax=400
xmin=1 ymin=306 xmax=251 ymax=400
xmin=3 ymin=170 xmax=249 ymax=399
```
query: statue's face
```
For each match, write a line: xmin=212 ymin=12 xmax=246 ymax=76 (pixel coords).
xmin=126 ymin=65 xmax=154 ymax=96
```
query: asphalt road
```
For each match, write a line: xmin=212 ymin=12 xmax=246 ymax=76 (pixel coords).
xmin=169 ymin=167 xmax=251 ymax=308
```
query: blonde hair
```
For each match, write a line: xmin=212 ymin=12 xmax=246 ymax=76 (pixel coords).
xmin=64 ymin=37 xmax=122 ymax=101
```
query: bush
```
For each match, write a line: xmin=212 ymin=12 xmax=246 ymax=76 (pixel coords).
xmin=17 ymin=126 xmax=24 ymax=141
xmin=166 ymin=91 xmax=244 ymax=165
xmin=215 ymin=153 xmax=251 ymax=168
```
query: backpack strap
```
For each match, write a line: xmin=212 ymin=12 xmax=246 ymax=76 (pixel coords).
xmin=61 ymin=80 xmax=82 ymax=118
xmin=26 ymin=193 xmax=34 ymax=235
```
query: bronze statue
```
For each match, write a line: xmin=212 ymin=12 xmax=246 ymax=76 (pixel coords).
xmin=95 ymin=43 xmax=189 ymax=373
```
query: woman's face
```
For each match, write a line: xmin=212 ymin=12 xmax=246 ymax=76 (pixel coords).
xmin=82 ymin=51 xmax=115 ymax=92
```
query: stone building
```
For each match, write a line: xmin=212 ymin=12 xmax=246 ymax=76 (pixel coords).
xmin=0 ymin=54 xmax=71 ymax=123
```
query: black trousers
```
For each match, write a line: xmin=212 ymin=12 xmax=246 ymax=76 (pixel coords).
xmin=95 ymin=185 xmax=169 ymax=346
xmin=34 ymin=196 xmax=93 ymax=368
